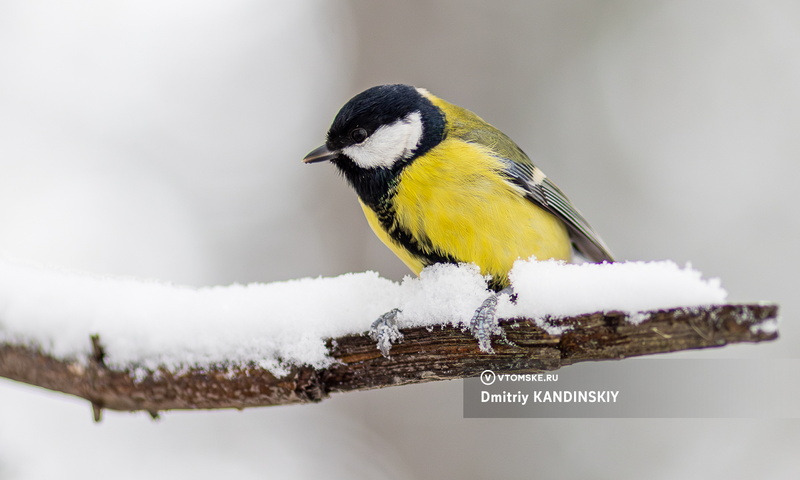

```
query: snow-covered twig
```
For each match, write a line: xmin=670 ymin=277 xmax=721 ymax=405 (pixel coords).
xmin=0 ymin=303 xmax=778 ymax=419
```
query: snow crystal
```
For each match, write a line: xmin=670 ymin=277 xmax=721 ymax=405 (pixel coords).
xmin=750 ymin=318 xmax=779 ymax=335
xmin=0 ymin=257 xmax=728 ymax=374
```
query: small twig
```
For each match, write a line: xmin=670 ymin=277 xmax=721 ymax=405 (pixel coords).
xmin=90 ymin=334 xmax=106 ymax=367
xmin=92 ymin=402 xmax=103 ymax=422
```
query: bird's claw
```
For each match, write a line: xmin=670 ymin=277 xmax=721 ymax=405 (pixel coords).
xmin=470 ymin=293 xmax=502 ymax=353
xmin=369 ymin=308 xmax=404 ymax=357
xmin=470 ymin=291 xmax=517 ymax=353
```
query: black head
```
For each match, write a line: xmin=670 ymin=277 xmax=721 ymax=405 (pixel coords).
xmin=303 ymin=84 xmax=446 ymax=206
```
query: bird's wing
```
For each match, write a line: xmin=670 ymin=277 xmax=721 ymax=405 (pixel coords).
xmin=521 ymin=172 xmax=615 ymax=262
xmin=456 ymin=124 xmax=614 ymax=262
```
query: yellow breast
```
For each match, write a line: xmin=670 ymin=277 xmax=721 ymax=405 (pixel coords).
xmin=360 ymin=138 xmax=571 ymax=289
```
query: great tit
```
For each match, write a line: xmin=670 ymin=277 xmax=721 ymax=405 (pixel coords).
xmin=303 ymin=84 xmax=613 ymax=353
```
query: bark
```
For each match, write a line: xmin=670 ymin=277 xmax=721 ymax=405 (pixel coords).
xmin=0 ymin=303 xmax=778 ymax=419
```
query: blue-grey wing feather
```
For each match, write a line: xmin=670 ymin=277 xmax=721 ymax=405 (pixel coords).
xmin=452 ymin=119 xmax=614 ymax=262
xmin=498 ymin=157 xmax=614 ymax=263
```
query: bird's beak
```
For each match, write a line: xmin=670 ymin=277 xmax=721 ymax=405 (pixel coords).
xmin=303 ymin=145 xmax=336 ymax=164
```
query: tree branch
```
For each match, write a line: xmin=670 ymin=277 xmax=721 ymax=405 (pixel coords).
xmin=0 ymin=303 xmax=778 ymax=417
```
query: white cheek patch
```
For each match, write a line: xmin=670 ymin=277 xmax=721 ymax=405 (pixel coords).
xmin=342 ymin=111 xmax=423 ymax=169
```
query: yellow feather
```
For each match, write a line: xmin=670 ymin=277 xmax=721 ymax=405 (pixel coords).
xmin=361 ymin=136 xmax=571 ymax=289
xmin=360 ymin=200 xmax=427 ymax=274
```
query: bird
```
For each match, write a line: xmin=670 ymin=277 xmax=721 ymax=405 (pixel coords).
xmin=303 ymin=84 xmax=613 ymax=354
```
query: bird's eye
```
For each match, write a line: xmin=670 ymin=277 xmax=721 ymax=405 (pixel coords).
xmin=350 ymin=128 xmax=368 ymax=144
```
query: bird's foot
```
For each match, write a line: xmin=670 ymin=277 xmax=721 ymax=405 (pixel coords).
xmin=470 ymin=293 xmax=502 ymax=353
xmin=469 ymin=289 xmax=516 ymax=353
xmin=369 ymin=308 xmax=404 ymax=357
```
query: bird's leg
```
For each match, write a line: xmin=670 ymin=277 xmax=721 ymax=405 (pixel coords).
xmin=470 ymin=287 xmax=516 ymax=353
xmin=369 ymin=308 xmax=404 ymax=357
xmin=371 ymin=287 xmax=516 ymax=356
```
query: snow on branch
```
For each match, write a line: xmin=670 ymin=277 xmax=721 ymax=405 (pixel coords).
xmin=0 ymin=304 xmax=778 ymax=418
xmin=0 ymin=257 xmax=778 ymax=418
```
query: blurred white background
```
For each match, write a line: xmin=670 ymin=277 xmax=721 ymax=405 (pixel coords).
xmin=1 ymin=1 xmax=799 ymax=478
